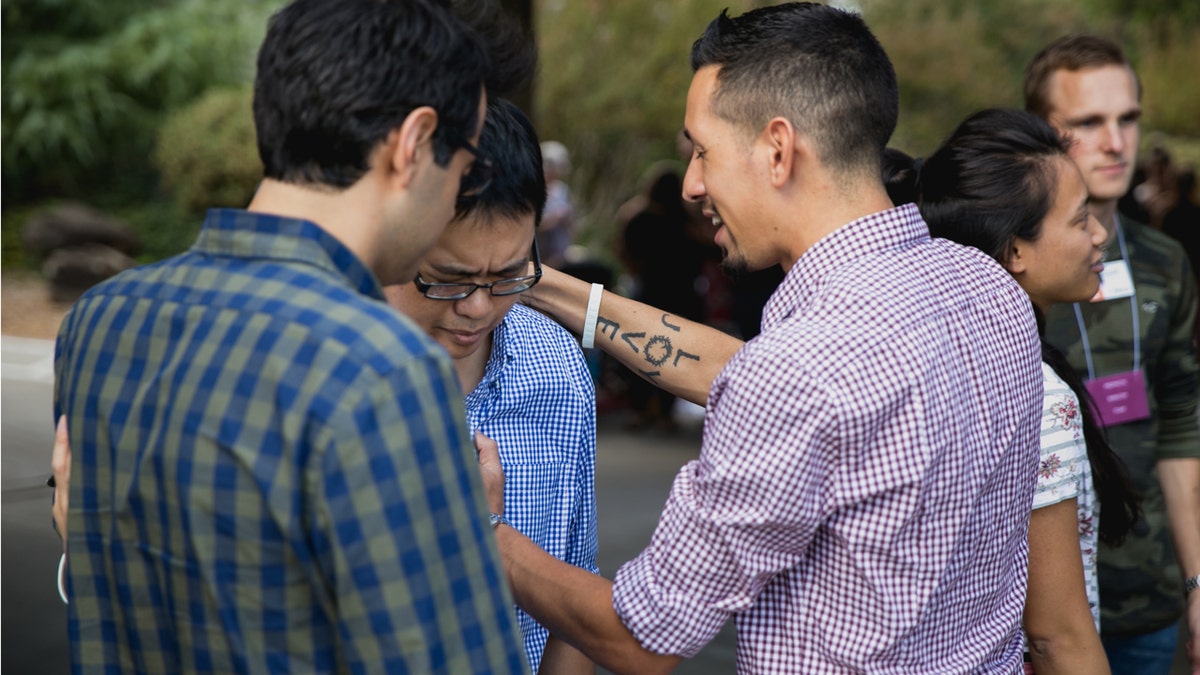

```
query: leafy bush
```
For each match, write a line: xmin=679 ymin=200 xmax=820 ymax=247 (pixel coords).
xmin=2 ymin=0 xmax=277 ymax=205
xmin=154 ymin=87 xmax=260 ymax=214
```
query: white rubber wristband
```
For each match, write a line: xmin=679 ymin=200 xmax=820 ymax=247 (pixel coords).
xmin=581 ymin=283 xmax=604 ymax=349
xmin=57 ymin=552 xmax=68 ymax=605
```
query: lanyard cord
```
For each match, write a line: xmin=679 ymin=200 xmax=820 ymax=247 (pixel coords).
xmin=1073 ymin=214 xmax=1140 ymax=380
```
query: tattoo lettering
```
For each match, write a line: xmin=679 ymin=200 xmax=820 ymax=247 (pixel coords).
xmin=621 ymin=331 xmax=646 ymax=353
xmin=640 ymin=369 xmax=662 ymax=379
xmin=661 ymin=314 xmax=681 ymax=331
xmin=597 ymin=317 xmax=619 ymax=342
xmin=643 ymin=336 xmax=672 ymax=367
xmin=673 ymin=350 xmax=700 ymax=367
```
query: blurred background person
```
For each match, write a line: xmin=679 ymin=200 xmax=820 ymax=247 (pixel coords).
xmin=1163 ymin=167 xmax=1200 ymax=286
xmin=539 ymin=140 xmax=577 ymax=268
xmin=617 ymin=163 xmax=715 ymax=431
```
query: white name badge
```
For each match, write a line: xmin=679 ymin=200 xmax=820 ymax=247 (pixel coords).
xmin=1090 ymin=259 xmax=1134 ymax=302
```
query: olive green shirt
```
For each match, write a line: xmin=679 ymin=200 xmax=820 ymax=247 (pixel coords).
xmin=1045 ymin=217 xmax=1200 ymax=636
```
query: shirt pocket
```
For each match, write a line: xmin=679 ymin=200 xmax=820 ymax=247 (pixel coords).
xmin=503 ymin=459 xmax=576 ymax=554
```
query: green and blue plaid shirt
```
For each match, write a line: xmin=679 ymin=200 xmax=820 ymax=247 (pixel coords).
xmin=54 ymin=209 xmax=528 ymax=674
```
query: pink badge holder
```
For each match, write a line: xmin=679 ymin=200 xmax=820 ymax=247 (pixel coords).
xmin=1085 ymin=369 xmax=1150 ymax=427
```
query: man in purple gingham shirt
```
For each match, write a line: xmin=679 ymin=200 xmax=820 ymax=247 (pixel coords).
xmin=481 ymin=4 xmax=1043 ymax=673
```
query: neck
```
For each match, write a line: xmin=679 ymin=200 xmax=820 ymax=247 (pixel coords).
xmin=779 ymin=179 xmax=896 ymax=271
xmin=454 ymin=333 xmax=493 ymax=394
xmin=248 ymin=178 xmax=387 ymax=276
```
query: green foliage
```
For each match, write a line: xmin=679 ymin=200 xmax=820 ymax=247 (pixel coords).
xmin=2 ymin=0 xmax=276 ymax=203
xmin=538 ymin=0 xmax=1199 ymax=261
xmin=1128 ymin=24 xmax=1200 ymax=138
xmin=862 ymin=0 xmax=1089 ymax=155
xmin=155 ymin=87 xmax=260 ymax=214
xmin=534 ymin=0 xmax=776 ymax=255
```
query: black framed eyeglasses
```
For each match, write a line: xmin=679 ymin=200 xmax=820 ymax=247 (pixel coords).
xmin=413 ymin=239 xmax=542 ymax=300
xmin=450 ymin=136 xmax=496 ymax=198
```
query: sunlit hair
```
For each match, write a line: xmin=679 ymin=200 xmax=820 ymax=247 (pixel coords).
xmin=254 ymin=0 xmax=489 ymax=188
xmin=1024 ymin=34 xmax=1141 ymax=120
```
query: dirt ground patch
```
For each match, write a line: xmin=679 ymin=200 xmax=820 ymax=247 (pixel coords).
xmin=1 ymin=271 xmax=72 ymax=340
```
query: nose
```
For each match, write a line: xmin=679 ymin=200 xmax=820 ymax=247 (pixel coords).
xmin=1088 ymin=213 xmax=1108 ymax=247
xmin=454 ymin=289 xmax=494 ymax=320
xmin=1101 ymin=121 xmax=1125 ymax=154
xmin=682 ymin=156 xmax=705 ymax=203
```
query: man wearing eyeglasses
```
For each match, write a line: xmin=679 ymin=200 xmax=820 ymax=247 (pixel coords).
xmin=49 ymin=0 xmax=533 ymax=672
xmin=383 ymin=98 xmax=599 ymax=675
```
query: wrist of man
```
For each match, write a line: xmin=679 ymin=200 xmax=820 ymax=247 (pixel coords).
xmin=1186 ymin=573 xmax=1200 ymax=596
xmin=489 ymin=512 xmax=510 ymax=530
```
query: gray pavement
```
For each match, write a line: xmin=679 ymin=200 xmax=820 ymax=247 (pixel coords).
xmin=2 ymin=337 xmax=71 ymax=674
xmin=591 ymin=415 xmax=737 ymax=674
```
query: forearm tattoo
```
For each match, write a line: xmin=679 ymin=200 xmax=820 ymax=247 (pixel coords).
xmin=596 ymin=312 xmax=700 ymax=379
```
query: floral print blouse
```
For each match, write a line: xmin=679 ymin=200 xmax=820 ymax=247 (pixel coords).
xmin=1034 ymin=362 xmax=1100 ymax=631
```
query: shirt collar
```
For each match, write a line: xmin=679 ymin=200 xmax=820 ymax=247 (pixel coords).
xmin=762 ymin=203 xmax=928 ymax=332
xmin=479 ymin=310 xmax=516 ymax=387
xmin=193 ymin=208 xmax=384 ymax=300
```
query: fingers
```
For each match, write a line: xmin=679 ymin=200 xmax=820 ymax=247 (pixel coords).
xmin=51 ymin=415 xmax=71 ymax=551
xmin=474 ymin=431 xmax=499 ymax=462
xmin=473 ymin=431 xmax=505 ymax=516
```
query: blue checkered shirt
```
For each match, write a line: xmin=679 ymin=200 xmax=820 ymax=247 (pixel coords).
xmin=464 ymin=304 xmax=598 ymax=672
xmin=54 ymin=209 xmax=528 ymax=674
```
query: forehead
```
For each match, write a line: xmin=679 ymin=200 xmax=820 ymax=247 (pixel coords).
xmin=1050 ymin=156 xmax=1088 ymax=206
xmin=1045 ymin=64 xmax=1139 ymax=118
xmin=684 ymin=67 xmax=724 ymax=136
xmin=684 ymin=65 xmax=752 ymax=148
xmin=426 ymin=211 xmax=535 ymax=259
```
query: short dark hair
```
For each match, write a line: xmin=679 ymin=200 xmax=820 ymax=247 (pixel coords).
xmin=690 ymin=3 xmax=898 ymax=176
xmin=253 ymin=0 xmax=490 ymax=188
xmin=1024 ymin=34 xmax=1141 ymax=120
xmin=455 ymin=98 xmax=546 ymax=227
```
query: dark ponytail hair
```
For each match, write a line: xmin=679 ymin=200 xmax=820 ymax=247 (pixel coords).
xmin=885 ymin=108 xmax=1141 ymax=546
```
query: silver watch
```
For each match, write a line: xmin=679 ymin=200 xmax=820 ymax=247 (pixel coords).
xmin=488 ymin=513 xmax=510 ymax=530
xmin=1186 ymin=574 xmax=1200 ymax=595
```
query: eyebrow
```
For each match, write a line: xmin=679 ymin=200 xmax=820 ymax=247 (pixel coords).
xmin=1063 ymin=107 xmax=1141 ymax=127
xmin=429 ymin=256 xmax=528 ymax=279
xmin=681 ymin=128 xmax=693 ymax=143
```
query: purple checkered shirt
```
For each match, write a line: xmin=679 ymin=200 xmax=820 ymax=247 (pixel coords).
xmin=613 ymin=204 xmax=1042 ymax=673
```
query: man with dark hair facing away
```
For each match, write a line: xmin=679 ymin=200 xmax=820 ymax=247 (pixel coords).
xmin=51 ymin=0 xmax=529 ymax=672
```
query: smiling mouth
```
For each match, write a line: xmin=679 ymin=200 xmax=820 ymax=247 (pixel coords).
xmin=702 ymin=206 xmax=724 ymax=228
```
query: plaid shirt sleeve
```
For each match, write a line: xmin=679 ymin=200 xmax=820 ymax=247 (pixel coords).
xmin=311 ymin=350 xmax=526 ymax=674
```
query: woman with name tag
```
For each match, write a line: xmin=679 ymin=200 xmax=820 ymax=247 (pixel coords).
xmin=885 ymin=108 xmax=1142 ymax=675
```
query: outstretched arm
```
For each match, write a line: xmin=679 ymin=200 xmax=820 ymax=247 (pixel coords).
xmin=522 ymin=266 xmax=742 ymax=406
xmin=476 ymin=434 xmax=682 ymax=675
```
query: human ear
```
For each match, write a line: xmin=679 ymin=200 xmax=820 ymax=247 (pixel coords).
xmin=388 ymin=106 xmax=440 ymax=188
xmin=1004 ymin=242 xmax=1028 ymax=275
xmin=764 ymin=117 xmax=797 ymax=188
